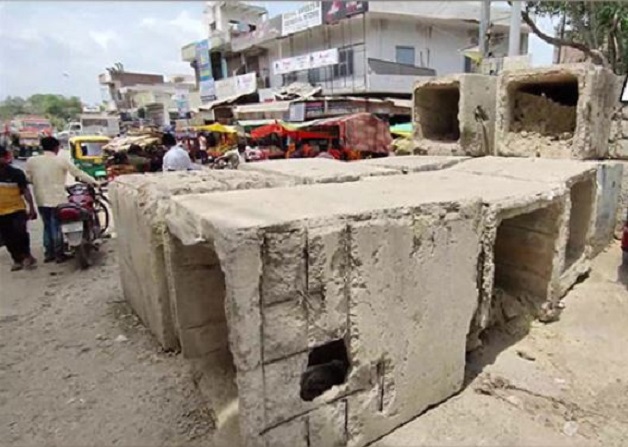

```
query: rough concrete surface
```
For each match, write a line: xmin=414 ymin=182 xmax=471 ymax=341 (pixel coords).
xmin=240 ymin=157 xmax=399 ymax=183
xmin=163 ymin=167 xmax=603 ymax=447
xmin=358 ymin=155 xmax=469 ymax=173
xmin=494 ymin=63 xmax=617 ymax=159
xmin=413 ymin=74 xmax=497 ymax=156
xmin=375 ymin=244 xmax=628 ymax=447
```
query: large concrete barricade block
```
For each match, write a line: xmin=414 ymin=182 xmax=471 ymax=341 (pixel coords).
xmin=413 ymin=74 xmax=497 ymax=157
xmin=494 ymin=63 xmax=616 ymax=159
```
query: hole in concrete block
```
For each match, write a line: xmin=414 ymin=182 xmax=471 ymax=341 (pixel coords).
xmin=300 ymin=339 xmax=350 ymax=402
xmin=564 ymin=178 xmax=595 ymax=271
xmin=493 ymin=205 xmax=561 ymax=317
xmin=415 ymin=84 xmax=461 ymax=142
xmin=508 ymin=74 xmax=579 ymax=137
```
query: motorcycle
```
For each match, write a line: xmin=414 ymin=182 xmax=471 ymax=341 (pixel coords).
xmin=56 ymin=183 xmax=110 ymax=269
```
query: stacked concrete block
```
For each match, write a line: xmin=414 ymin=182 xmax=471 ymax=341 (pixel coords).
xmin=494 ymin=63 xmax=617 ymax=159
xmin=109 ymin=160 xmax=405 ymax=352
xmin=413 ymin=74 xmax=497 ymax=157
xmin=108 ymin=170 xmax=297 ymax=351
xmin=160 ymin=164 xmax=606 ymax=447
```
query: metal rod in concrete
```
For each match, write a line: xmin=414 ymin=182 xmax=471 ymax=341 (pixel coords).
xmin=508 ymin=1 xmax=522 ymax=56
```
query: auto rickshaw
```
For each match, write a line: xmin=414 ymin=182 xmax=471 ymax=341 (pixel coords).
xmin=69 ymin=135 xmax=111 ymax=180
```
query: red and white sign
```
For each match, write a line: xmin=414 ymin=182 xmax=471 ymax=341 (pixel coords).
xmin=273 ymin=48 xmax=339 ymax=75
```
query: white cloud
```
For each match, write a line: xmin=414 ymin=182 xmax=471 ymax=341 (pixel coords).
xmin=90 ymin=30 xmax=118 ymax=51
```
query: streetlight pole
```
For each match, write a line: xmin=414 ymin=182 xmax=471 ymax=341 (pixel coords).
xmin=479 ymin=0 xmax=491 ymax=58
xmin=508 ymin=1 xmax=522 ymax=56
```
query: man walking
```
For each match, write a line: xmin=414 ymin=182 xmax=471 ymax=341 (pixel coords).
xmin=26 ymin=136 xmax=98 ymax=263
xmin=0 ymin=146 xmax=37 ymax=271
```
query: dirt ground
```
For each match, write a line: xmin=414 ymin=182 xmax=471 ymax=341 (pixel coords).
xmin=1 ymin=214 xmax=628 ymax=445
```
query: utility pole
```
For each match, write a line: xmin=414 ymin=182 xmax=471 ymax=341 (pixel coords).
xmin=479 ymin=0 xmax=491 ymax=58
xmin=508 ymin=1 xmax=522 ymax=56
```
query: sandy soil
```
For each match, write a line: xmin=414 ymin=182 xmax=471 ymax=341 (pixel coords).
xmin=1 ymin=210 xmax=627 ymax=445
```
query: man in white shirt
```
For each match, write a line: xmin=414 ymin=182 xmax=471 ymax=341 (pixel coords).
xmin=26 ymin=136 xmax=98 ymax=262
xmin=162 ymin=133 xmax=195 ymax=172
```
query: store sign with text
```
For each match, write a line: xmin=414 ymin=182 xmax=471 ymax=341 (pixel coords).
xmin=273 ymin=48 xmax=339 ymax=75
xmin=322 ymin=1 xmax=368 ymax=24
xmin=215 ymin=72 xmax=258 ymax=100
xmin=282 ymin=2 xmax=322 ymax=36
xmin=196 ymin=39 xmax=216 ymax=103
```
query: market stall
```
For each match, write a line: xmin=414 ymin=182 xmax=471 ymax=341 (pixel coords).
xmin=249 ymin=121 xmax=333 ymax=159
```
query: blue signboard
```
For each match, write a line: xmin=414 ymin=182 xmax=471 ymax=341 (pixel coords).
xmin=196 ymin=39 xmax=216 ymax=103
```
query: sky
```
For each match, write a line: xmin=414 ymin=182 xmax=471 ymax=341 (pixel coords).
xmin=0 ymin=1 xmax=556 ymax=105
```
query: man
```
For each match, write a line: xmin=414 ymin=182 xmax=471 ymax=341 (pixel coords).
xmin=0 ymin=146 xmax=37 ymax=271
xmin=26 ymin=136 xmax=98 ymax=263
xmin=219 ymin=141 xmax=246 ymax=168
xmin=162 ymin=133 xmax=195 ymax=171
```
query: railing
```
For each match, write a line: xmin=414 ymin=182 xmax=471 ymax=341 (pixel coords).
xmin=368 ymin=58 xmax=436 ymax=76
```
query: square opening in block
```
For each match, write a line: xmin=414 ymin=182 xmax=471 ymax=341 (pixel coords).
xmin=300 ymin=339 xmax=350 ymax=402
xmin=492 ymin=204 xmax=561 ymax=317
xmin=564 ymin=178 xmax=595 ymax=271
xmin=508 ymin=74 xmax=579 ymax=137
xmin=415 ymin=84 xmax=461 ymax=142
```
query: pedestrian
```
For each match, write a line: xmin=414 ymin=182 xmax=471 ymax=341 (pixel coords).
xmin=0 ymin=145 xmax=38 ymax=271
xmin=25 ymin=136 xmax=98 ymax=263
xmin=162 ymin=133 xmax=195 ymax=171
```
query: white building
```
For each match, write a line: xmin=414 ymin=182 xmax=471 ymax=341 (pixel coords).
xmin=182 ymin=1 xmax=529 ymax=102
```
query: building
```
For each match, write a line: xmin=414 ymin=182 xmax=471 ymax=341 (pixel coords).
xmin=98 ymin=69 xmax=165 ymax=112
xmin=182 ymin=0 xmax=530 ymax=111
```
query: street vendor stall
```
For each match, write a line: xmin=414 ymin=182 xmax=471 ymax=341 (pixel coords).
xmin=250 ymin=121 xmax=333 ymax=159
xmin=102 ymin=130 xmax=164 ymax=179
xmin=299 ymin=113 xmax=393 ymax=160
xmin=194 ymin=123 xmax=239 ymax=158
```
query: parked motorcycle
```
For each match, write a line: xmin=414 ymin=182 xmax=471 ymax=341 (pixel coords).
xmin=56 ymin=183 xmax=110 ymax=269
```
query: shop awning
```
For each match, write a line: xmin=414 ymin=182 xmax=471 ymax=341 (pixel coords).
xmin=390 ymin=122 xmax=412 ymax=137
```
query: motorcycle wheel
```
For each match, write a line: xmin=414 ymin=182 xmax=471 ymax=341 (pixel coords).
xmin=76 ymin=243 xmax=92 ymax=269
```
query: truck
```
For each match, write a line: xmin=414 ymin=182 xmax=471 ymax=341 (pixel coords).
xmin=5 ymin=115 xmax=53 ymax=159
xmin=57 ymin=115 xmax=120 ymax=146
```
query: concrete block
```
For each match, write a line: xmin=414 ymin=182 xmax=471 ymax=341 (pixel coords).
xmin=306 ymin=225 xmax=349 ymax=346
xmin=241 ymin=158 xmax=399 ymax=184
xmin=309 ymin=399 xmax=347 ymax=447
xmin=261 ymin=229 xmax=307 ymax=306
xmin=592 ymin=162 xmax=623 ymax=256
xmin=263 ymin=300 xmax=307 ymax=363
xmin=413 ymin=74 xmax=497 ymax=156
xmin=358 ymin=155 xmax=470 ymax=173
xmin=494 ymin=63 xmax=616 ymax=159
xmin=263 ymin=418 xmax=308 ymax=447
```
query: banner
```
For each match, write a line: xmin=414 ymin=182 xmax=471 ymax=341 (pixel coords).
xmin=282 ymin=2 xmax=322 ymax=36
xmin=196 ymin=39 xmax=216 ymax=103
xmin=215 ymin=72 xmax=258 ymax=100
xmin=231 ymin=16 xmax=282 ymax=52
xmin=322 ymin=1 xmax=368 ymax=24
xmin=174 ymin=88 xmax=190 ymax=118
xmin=273 ymin=48 xmax=339 ymax=75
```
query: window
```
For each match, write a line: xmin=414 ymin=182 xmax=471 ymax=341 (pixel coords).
xmin=282 ymin=72 xmax=297 ymax=85
xmin=395 ymin=46 xmax=415 ymax=66
xmin=308 ymin=66 xmax=332 ymax=85
xmin=333 ymin=47 xmax=354 ymax=79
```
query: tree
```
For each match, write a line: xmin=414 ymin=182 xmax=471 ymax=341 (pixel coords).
xmin=0 ymin=94 xmax=83 ymax=129
xmin=519 ymin=2 xmax=628 ymax=74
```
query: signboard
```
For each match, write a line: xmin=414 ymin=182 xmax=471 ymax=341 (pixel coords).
xmin=288 ymin=103 xmax=306 ymax=122
xmin=621 ymin=75 xmax=628 ymax=104
xmin=196 ymin=39 xmax=216 ymax=103
xmin=174 ymin=88 xmax=190 ymax=118
xmin=215 ymin=72 xmax=258 ymax=100
xmin=282 ymin=2 xmax=322 ymax=36
xmin=273 ymin=48 xmax=339 ymax=75
xmin=322 ymin=1 xmax=368 ymax=24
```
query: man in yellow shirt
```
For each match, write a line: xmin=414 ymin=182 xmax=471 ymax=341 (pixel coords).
xmin=26 ymin=136 xmax=98 ymax=263
xmin=0 ymin=146 xmax=37 ymax=271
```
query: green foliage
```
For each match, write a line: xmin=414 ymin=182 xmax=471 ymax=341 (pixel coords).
xmin=0 ymin=94 xmax=83 ymax=129
xmin=526 ymin=1 xmax=628 ymax=74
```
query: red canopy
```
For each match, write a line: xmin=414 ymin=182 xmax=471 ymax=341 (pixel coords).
xmin=251 ymin=122 xmax=331 ymax=141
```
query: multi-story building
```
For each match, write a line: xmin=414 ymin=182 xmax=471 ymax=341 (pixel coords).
xmin=182 ymin=1 xmax=530 ymax=106
xmin=98 ymin=70 xmax=165 ymax=112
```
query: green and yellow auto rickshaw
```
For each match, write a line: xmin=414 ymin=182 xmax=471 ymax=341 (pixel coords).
xmin=69 ymin=135 xmax=110 ymax=180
